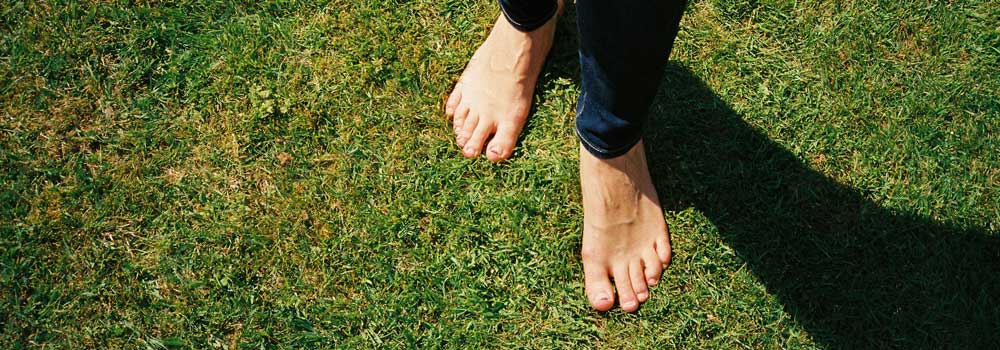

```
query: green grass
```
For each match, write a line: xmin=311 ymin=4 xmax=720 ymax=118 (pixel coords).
xmin=2 ymin=0 xmax=999 ymax=348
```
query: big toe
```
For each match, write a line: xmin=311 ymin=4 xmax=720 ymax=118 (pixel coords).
xmin=485 ymin=122 xmax=521 ymax=162
xmin=583 ymin=260 xmax=615 ymax=311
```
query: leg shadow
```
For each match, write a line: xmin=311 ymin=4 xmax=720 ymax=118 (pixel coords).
xmin=645 ymin=63 xmax=1000 ymax=349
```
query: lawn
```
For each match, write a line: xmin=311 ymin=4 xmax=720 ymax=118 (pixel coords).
xmin=2 ymin=0 xmax=999 ymax=348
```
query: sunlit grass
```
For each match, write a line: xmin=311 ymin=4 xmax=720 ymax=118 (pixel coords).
xmin=2 ymin=0 xmax=998 ymax=348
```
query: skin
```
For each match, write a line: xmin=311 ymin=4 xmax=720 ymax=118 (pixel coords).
xmin=579 ymin=141 xmax=671 ymax=312
xmin=444 ymin=5 xmax=557 ymax=162
xmin=446 ymin=3 xmax=672 ymax=312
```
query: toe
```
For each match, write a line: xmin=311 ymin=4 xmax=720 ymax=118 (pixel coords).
xmin=655 ymin=235 xmax=672 ymax=267
xmin=485 ymin=121 xmax=522 ymax=162
xmin=453 ymin=108 xmax=467 ymax=134
xmin=456 ymin=112 xmax=477 ymax=148
xmin=445 ymin=86 xmax=462 ymax=118
xmin=583 ymin=259 xmax=615 ymax=312
xmin=463 ymin=120 xmax=493 ymax=158
xmin=630 ymin=261 xmax=649 ymax=303
xmin=613 ymin=266 xmax=638 ymax=312
xmin=643 ymin=250 xmax=664 ymax=286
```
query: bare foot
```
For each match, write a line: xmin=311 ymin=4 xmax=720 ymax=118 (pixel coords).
xmin=579 ymin=141 xmax=672 ymax=312
xmin=444 ymin=2 xmax=561 ymax=161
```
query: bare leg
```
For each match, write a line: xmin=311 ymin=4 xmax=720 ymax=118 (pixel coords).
xmin=579 ymin=141 xmax=672 ymax=312
xmin=575 ymin=0 xmax=685 ymax=312
xmin=444 ymin=1 xmax=562 ymax=161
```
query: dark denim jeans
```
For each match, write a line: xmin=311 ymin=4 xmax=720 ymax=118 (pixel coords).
xmin=498 ymin=0 xmax=687 ymax=158
xmin=497 ymin=0 xmax=558 ymax=32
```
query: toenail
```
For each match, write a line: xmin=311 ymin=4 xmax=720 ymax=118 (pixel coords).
xmin=622 ymin=300 xmax=637 ymax=309
xmin=648 ymin=278 xmax=657 ymax=285
xmin=598 ymin=293 xmax=610 ymax=301
xmin=637 ymin=291 xmax=648 ymax=300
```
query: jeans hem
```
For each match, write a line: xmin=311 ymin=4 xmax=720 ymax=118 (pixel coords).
xmin=498 ymin=2 xmax=558 ymax=32
xmin=575 ymin=127 xmax=641 ymax=159
xmin=575 ymin=93 xmax=641 ymax=159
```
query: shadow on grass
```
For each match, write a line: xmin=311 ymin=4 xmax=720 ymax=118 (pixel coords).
xmin=645 ymin=63 xmax=1000 ymax=349
xmin=526 ymin=6 xmax=997 ymax=346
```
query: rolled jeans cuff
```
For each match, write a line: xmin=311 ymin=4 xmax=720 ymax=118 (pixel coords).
xmin=575 ymin=91 xmax=643 ymax=159
xmin=498 ymin=0 xmax=558 ymax=32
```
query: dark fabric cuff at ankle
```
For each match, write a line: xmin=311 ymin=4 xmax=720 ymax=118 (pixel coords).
xmin=576 ymin=126 xmax=642 ymax=159
xmin=497 ymin=0 xmax=558 ymax=32
xmin=575 ymin=90 xmax=645 ymax=160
